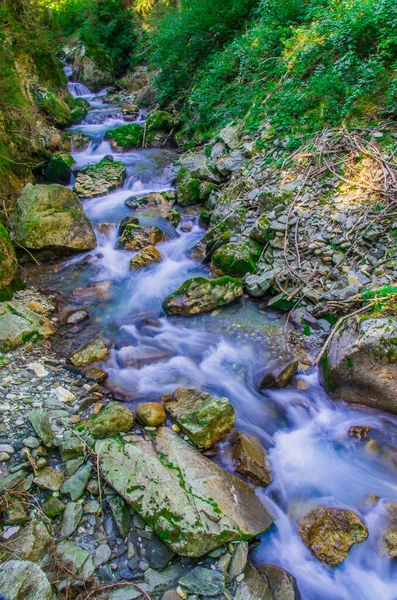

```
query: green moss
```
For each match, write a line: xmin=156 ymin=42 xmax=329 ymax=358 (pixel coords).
xmin=176 ymin=168 xmax=201 ymax=206
xmin=106 ymin=123 xmax=143 ymax=151
xmin=211 ymin=241 xmax=262 ymax=278
xmin=45 ymin=152 xmax=75 ymax=183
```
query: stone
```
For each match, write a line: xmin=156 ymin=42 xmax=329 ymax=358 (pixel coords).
xmin=179 ymin=567 xmax=225 ymax=596
xmin=34 ymin=467 xmax=65 ymax=491
xmin=53 ymin=385 xmax=75 ymax=403
xmin=249 ymin=214 xmax=271 ymax=245
xmin=119 ymin=225 xmax=166 ymax=252
xmin=85 ymin=401 xmax=134 ymax=438
xmin=28 ymin=410 xmax=55 ymax=446
xmin=0 ymin=222 xmax=18 ymax=301
xmin=26 ymin=362 xmax=48 ymax=377
xmin=129 ymin=245 xmax=163 ymax=270
xmin=60 ymin=462 xmax=91 ymax=500
xmin=0 ymin=471 xmax=28 ymax=493
xmin=98 ymin=427 xmax=274 ymax=557
xmin=73 ymin=157 xmax=127 ymax=198
xmin=0 ymin=302 xmax=49 ymax=353
xmin=42 ymin=495 xmax=66 ymax=518
xmin=348 ymin=425 xmax=371 ymax=439
xmin=259 ymin=358 xmax=299 ymax=389
xmin=59 ymin=435 xmax=85 ymax=461
xmin=382 ymin=503 xmax=397 ymax=558
xmin=235 ymin=563 xmax=301 ymax=600
xmin=325 ymin=316 xmax=397 ymax=414
xmin=70 ymin=339 xmax=110 ymax=367
xmin=84 ymin=499 xmax=100 ymax=513
xmin=136 ymin=402 xmax=166 ymax=427
xmin=0 ymin=519 xmax=51 ymax=562
xmin=164 ymin=387 xmax=235 ymax=449
xmin=162 ymin=276 xmax=243 ymax=316
xmin=11 ymin=183 xmax=96 ymax=251
xmin=232 ymin=432 xmax=272 ymax=487
xmin=299 ymin=507 xmax=368 ymax=566
xmin=0 ymin=560 xmax=52 ymax=600
xmin=61 ymin=501 xmax=83 ymax=537
xmin=57 ymin=540 xmax=89 ymax=574
xmin=45 ymin=151 xmax=75 ymax=183
xmin=219 ymin=124 xmax=241 ymax=150
xmin=71 ymin=281 xmax=112 ymax=304
xmin=107 ymin=494 xmax=132 ymax=538
xmin=228 ymin=542 xmax=248 ymax=578
xmin=94 ymin=543 xmax=112 ymax=567
xmin=66 ymin=309 xmax=89 ymax=324
xmin=106 ymin=123 xmax=143 ymax=151
xmin=86 ymin=367 xmax=109 ymax=383
xmin=1 ymin=493 xmax=29 ymax=525
xmin=211 ymin=241 xmax=262 ymax=278
xmin=144 ymin=565 xmax=189 ymax=596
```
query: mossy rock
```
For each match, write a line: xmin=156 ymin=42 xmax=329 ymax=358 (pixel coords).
xmin=0 ymin=222 xmax=19 ymax=300
xmin=86 ymin=402 xmax=134 ymax=438
xmin=36 ymin=89 xmax=72 ymax=129
xmin=65 ymin=96 xmax=90 ymax=125
xmin=145 ymin=110 xmax=180 ymax=147
xmin=73 ymin=158 xmax=127 ymax=198
xmin=106 ymin=123 xmax=143 ymax=152
xmin=45 ymin=152 xmax=75 ymax=183
xmin=176 ymin=168 xmax=200 ymax=207
xmin=250 ymin=214 xmax=272 ymax=244
xmin=11 ymin=183 xmax=96 ymax=252
xmin=162 ymin=276 xmax=243 ymax=316
xmin=211 ymin=241 xmax=262 ymax=278
xmin=119 ymin=224 xmax=166 ymax=251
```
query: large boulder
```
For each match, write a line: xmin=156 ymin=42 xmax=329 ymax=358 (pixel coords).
xmin=298 ymin=507 xmax=368 ymax=566
xmin=74 ymin=54 xmax=113 ymax=90
xmin=0 ymin=222 xmax=18 ymax=300
xmin=73 ymin=158 xmax=126 ymax=198
xmin=129 ymin=245 xmax=162 ymax=270
xmin=85 ymin=402 xmax=134 ymax=438
xmin=232 ymin=432 xmax=272 ymax=487
xmin=325 ymin=316 xmax=397 ymax=414
xmin=105 ymin=123 xmax=143 ymax=152
xmin=11 ymin=184 xmax=96 ymax=252
xmin=163 ymin=387 xmax=235 ymax=449
xmin=0 ymin=560 xmax=52 ymax=600
xmin=211 ymin=241 xmax=262 ymax=278
xmin=162 ymin=276 xmax=243 ymax=316
xmin=175 ymin=153 xmax=218 ymax=207
xmin=99 ymin=427 xmax=274 ymax=557
xmin=0 ymin=301 xmax=51 ymax=352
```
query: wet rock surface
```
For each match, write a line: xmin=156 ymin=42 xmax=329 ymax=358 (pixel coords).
xmin=299 ymin=507 xmax=369 ymax=566
xmin=162 ymin=276 xmax=243 ymax=315
xmin=73 ymin=157 xmax=127 ymax=198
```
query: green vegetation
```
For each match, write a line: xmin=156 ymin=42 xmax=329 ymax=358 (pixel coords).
xmin=105 ymin=123 xmax=143 ymax=151
xmin=361 ymin=285 xmax=397 ymax=316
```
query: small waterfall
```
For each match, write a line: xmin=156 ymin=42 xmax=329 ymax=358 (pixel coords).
xmin=64 ymin=65 xmax=73 ymax=78
xmin=68 ymin=82 xmax=92 ymax=98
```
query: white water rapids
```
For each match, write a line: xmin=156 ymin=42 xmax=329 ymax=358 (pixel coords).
xmin=49 ymin=76 xmax=397 ymax=599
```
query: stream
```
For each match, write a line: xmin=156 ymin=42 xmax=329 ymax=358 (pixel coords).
xmin=37 ymin=74 xmax=397 ymax=599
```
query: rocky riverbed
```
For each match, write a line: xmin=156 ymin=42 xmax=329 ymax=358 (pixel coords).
xmin=1 ymin=67 xmax=397 ymax=600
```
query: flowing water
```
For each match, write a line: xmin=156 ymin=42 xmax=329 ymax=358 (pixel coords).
xmin=44 ymin=77 xmax=397 ymax=599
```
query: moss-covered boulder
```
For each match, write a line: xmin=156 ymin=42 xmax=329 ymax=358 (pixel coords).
xmin=175 ymin=154 xmax=218 ymax=207
xmin=45 ymin=152 xmax=75 ymax=183
xmin=125 ymin=192 xmax=174 ymax=211
xmin=11 ymin=184 xmax=96 ymax=252
xmin=0 ymin=223 xmax=18 ymax=300
xmin=63 ymin=131 xmax=91 ymax=152
xmin=65 ymin=96 xmax=90 ymax=124
xmin=0 ymin=560 xmax=52 ymax=600
xmin=299 ymin=507 xmax=368 ymax=567
xmin=325 ymin=316 xmax=397 ymax=414
xmin=0 ymin=301 xmax=51 ymax=352
xmin=176 ymin=168 xmax=201 ymax=206
xmin=119 ymin=224 xmax=166 ymax=251
xmin=98 ymin=427 xmax=274 ymax=557
xmin=129 ymin=245 xmax=162 ymax=270
xmin=162 ymin=276 xmax=243 ymax=316
xmin=211 ymin=241 xmax=262 ymax=278
xmin=35 ymin=86 xmax=72 ymax=129
xmin=145 ymin=110 xmax=180 ymax=147
xmin=164 ymin=387 xmax=235 ymax=449
xmin=73 ymin=158 xmax=126 ymax=198
xmin=136 ymin=402 xmax=166 ymax=427
xmin=106 ymin=123 xmax=143 ymax=152
xmin=86 ymin=402 xmax=134 ymax=438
